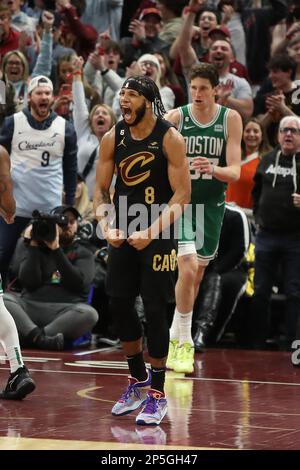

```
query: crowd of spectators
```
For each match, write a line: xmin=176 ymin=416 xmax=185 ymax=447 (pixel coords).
xmin=0 ymin=0 xmax=299 ymax=352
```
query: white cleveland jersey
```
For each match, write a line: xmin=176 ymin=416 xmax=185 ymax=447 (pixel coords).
xmin=11 ymin=112 xmax=66 ymax=217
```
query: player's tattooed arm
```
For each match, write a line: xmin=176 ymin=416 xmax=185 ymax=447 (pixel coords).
xmin=93 ymin=128 xmax=124 ymax=246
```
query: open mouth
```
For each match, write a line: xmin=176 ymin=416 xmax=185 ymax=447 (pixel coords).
xmin=96 ymin=118 xmax=105 ymax=126
xmin=213 ymin=55 xmax=224 ymax=63
xmin=39 ymin=103 xmax=48 ymax=111
xmin=121 ymin=106 xmax=132 ymax=121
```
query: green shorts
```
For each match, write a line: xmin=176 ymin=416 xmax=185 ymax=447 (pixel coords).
xmin=178 ymin=200 xmax=225 ymax=264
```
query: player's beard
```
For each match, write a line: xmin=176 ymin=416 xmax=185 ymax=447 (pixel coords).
xmin=128 ymin=102 xmax=147 ymax=127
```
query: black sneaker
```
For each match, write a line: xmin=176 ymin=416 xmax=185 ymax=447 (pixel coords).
xmin=35 ymin=332 xmax=64 ymax=351
xmin=0 ymin=366 xmax=36 ymax=400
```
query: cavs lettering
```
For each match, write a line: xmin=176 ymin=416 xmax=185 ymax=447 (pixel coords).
xmin=153 ymin=249 xmax=177 ymax=272
xmin=119 ymin=151 xmax=155 ymax=186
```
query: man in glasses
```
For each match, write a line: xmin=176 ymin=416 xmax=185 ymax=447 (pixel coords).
xmin=251 ymin=116 xmax=300 ymax=351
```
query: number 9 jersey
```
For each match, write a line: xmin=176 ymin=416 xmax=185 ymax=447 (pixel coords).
xmin=10 ymin=111 xmax=66 ymax=217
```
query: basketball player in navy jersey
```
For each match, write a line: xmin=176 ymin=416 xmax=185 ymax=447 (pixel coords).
xmin=93 ymin=75 xmax=191 ymax=426
xmin=0 ymin=145 xmax=35 ymax=400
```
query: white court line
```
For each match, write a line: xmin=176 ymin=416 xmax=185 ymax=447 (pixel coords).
xmin=1 ymin=365 xmax=300 ymax=388
xmin=0 ymin=356 xmax=61 ymax=362
xmin=74 ymin=347 xmax=119 ymax=356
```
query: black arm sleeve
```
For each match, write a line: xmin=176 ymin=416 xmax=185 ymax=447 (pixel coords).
xmin=63 ymin=121 xmax=78 ymax=205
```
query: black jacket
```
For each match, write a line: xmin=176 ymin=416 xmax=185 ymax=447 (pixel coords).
xmin=15 ymin=239 xmax=95 ymax=303
xmin=252 ymin=147 xmax=300 ymax=232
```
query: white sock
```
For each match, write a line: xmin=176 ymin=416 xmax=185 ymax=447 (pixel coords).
xmin=178 ymin=311 xmax=194 ymax=346
xmin=0 ymin=295 xmax=24 ymax=373
xmin=169 ymin=307 xmax=181 ymax=341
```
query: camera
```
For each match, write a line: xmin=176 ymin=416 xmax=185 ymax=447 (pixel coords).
xmin=31 ymin=210 xmax=68 ymax=242
xmin=77 ymin=221 xmax=94 ymax=241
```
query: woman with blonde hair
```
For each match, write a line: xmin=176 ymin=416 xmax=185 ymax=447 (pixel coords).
xmin=1 ymin=11 xmax=55 ymax=110
xmin=2 ymin=51 xmax=29 ymax=110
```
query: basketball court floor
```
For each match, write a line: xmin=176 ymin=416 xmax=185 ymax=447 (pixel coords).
xmin=0 ymin=346 xmax=299 ymax=451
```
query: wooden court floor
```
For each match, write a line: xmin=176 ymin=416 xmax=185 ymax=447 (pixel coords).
xmin=0 ymin=346 xmax=300 ymax=450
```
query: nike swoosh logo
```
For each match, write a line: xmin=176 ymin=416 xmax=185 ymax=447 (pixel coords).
xmin=217 ymin=201 xmax=225 ymax=207
xmin=8 ymin=375 xmax=18 ymax=389
xmin=184 ymin=125 xmax=195 ymax=130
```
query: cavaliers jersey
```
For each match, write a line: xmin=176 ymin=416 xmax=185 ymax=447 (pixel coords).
xmin=10 ymin=111 xmax=66 ymax=217
xmin=113 ymin=118 xmax=174 ymax=233
xmin=178 ymin=103 xmax=229 ymax=203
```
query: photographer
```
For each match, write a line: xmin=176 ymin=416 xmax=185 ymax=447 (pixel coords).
xmin=3 ymin=206 xmax=98 ymax=350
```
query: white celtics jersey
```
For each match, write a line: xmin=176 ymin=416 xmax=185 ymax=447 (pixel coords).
xmin=11 ymin=112 xmax=66 ymax=217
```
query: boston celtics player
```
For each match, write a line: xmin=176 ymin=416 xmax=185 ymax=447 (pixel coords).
xmin=0 ymin=145 xmax=35 ymax=399
xmin=165 ymin=63 xmax=242 ymax=373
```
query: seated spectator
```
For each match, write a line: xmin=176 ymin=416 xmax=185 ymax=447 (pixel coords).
xmin=3 ymin=206 xmax=98 ymax=350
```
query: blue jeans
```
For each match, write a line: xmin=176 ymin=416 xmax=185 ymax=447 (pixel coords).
xmin=251 ymin=229 xmax=300 ymax=348
xmin=0 ymin=216 xmax=30 ymax=286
